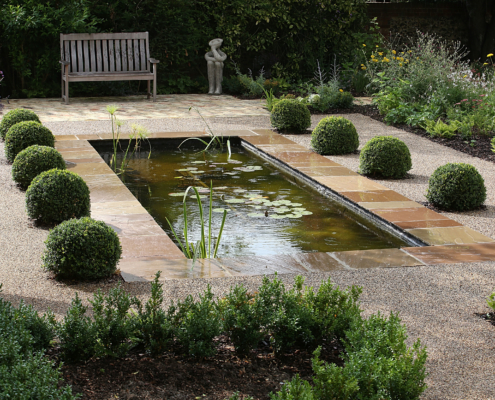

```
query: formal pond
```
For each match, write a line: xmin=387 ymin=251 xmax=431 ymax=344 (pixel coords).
xmin=95 ymin=139 xmax=408 ymax=257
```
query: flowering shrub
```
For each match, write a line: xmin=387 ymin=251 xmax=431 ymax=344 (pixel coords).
xmin=364 ymin=32 xmax=495 ymax=137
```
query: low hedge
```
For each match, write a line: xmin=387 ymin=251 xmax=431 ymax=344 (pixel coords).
xmin=270 ymin=99 xmax=311 ymax=133
xmin=359 ymin=136 xmax=412 ymax=179
xmin=0 ymin=108 xmax=40 ymax=140
xmin=12 ymin=145 xmax=66 ymax=188
xmin=426 ymin=163 xmax=486 ymax=211
xmin=310 ymin=116 xmax=359 ymax=155
xmin=42 ymin=217 xmax=121 ymax=280
xmin=5 ymin=121 xmax=55 ymax=163
xmin=26 ymin=169 xmax=90 ymax=224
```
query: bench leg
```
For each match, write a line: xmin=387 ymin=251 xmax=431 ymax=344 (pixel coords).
xmin=153 ymin=65 xmax=157 ymax=102
xmin=147 ymin=80 xmax=151 ymax=99
xmin=65 ymin=79 xmax=69 ymax=105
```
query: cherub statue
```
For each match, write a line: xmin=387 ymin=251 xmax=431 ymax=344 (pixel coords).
xmin=205 ymin=38 xmax=227 ymax=95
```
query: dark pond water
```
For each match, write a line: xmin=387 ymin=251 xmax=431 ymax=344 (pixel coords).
xmin=97 ymin=140 xmax=407 ymax=257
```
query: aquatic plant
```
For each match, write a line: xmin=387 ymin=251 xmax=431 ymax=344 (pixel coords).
xmin=179 ymin=106 xmax=231 ymax=157
xmin=166 ymin=182 xmax=227 ymax=262
xmin=106 ymin=105 xmax=151 ymax=174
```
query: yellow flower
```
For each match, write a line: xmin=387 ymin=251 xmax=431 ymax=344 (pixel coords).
xmin=463 ymin=75 xmax=467 ymax=78
xmin=392 ymin=56 xmax=396 ymax=60
xmin=361 ymin=66 xmax=367 ymax=70
xmin=392 ymin=50 xmax=397 ymax=55
xmin=363 ymin=44 xmax=366 ymax=47
xmin=371 ymin=54 xmax=375 ymax=58
xmin=484 ymin=62 xmax=489 ymax=65
xmin=488 ymin=53 xmax=494 ymax=57
xmin=376 ymin=45 xmax=379 ymax=48
xmin=373 ymin=59 xmax=379 ymax=63
xmin=378 ymin=52 xmax=383 ymax=56
xmin=399 ymin=63 xmax=403 ymax=67
xmin=339 ymin=89 xmax=343 ymax=92
xmin=408 ymin=50 xmax=412 ymax=53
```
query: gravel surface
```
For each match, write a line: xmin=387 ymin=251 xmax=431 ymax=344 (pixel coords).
xmin=1 ymin=115 xmax=495 ymax=399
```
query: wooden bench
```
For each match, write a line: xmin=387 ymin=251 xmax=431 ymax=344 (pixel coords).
xmin=60 ymin=32 xmax=159 ymax=104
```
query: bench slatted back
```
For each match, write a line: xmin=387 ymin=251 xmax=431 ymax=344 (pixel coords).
xmin=60 ymin=32 xmax=150 ymax=74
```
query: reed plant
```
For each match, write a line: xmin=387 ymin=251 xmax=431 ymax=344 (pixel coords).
xmin=106 ymin=105 xmax=151 ymax=173
xmin=166 ymin=182 xmax=227 ymax=263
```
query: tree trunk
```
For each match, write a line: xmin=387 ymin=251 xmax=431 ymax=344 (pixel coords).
xmin=466 ymin=0 xmax=495 ymax=61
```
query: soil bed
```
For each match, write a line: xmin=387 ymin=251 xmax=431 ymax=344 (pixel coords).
xmin=334 ymin=104 xmax=495 ymax=164
xmin=58 ymin=338 xmax=342 ymax=399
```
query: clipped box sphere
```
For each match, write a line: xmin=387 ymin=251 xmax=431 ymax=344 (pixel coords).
xmin=5 ymin=121 xmax=55 ymax=163
xmin=426 ymin=163 xmax=486 ymax=211
xmin=359 ymin=136 xmax=412 ymax=179
xmin=0 ymin=108 xmax=40 ymax=140
xmin=42 ymin=217 xmax=121 ymax=280
xmin=310 ymin=116 xmax=359 ymax=155
xmin=270 ymin=99 xmax=311 ymax=133
xmin=26 ymin=169 xmax=90 ymax=224
xmin=12 ymin=145 xmax=66 ymax=188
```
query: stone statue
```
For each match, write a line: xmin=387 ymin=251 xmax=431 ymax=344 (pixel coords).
xmin=205 ymin=38 xmax=227 ymax=95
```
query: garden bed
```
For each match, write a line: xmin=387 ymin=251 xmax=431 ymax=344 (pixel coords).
xmin=58 ymin=339 xmax=342 ymax=399
xmin=328 ymin=104 xmax=495 ymax=164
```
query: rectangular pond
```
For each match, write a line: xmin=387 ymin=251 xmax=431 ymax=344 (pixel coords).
xmin=95 ymin=139 xmax=408 ymax=257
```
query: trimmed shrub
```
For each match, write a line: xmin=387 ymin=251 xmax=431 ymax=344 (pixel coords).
xmin=310 ymin=117 xmax=359 ymax=155
xmin=42 ymin=217 xmax=121 ymax=280
xmin=271 ymin=99 xmax=311 ymax=133
xmin=426 ymin=163 xmax=486 ymax=211
xmin=26 ymin=169 xmax=90 ymax=224
xmin=0 ymin=108 xmax=40 ymax=140
xmin=5 ymin=121 xmax=55 ymax=163
xmin=332 ymin=91 xmax=354 ymax=109
xmin=12 ymin=145 xmax=66 ymax=188
xmin=359 ymin=136 xmax=412 ymax=179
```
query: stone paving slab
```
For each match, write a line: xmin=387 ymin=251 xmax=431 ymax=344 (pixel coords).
xmin=1 ymin=94 xmax=269 ymax=122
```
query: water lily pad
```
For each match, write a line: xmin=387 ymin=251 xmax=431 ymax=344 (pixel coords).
xmin=190 ymin=195 xmax=208 ymax=199
xmin=246 ymin=166 xmax=263 ymax=170
xmin=289 ymin=203 xmax=303 ymax=207
xmin=212 ymin=208 xmax=229 ymax=213
xmin=169 ymin=192 xmax=186 ymax=197
xmin=233 ymin=189 xmax=247 ymax=193
xmin=278 ymin=200 xmax=292 ymax=205
xmin=224 ymin=198 xmax=245 ymax=204
xmin=189 ymin=170 xmax=205 ymax=174
xmin=176 ymin=169 xmax=190 ymax=172
xmin=269 ymin=214 xmax=287 ymax=219
xmin=251 ymin=199 xmax=264 ymax=204
xmin=228 ymin=159 xmax=243 ymax=164
xmin=286 ymin=213 xmax=302 ymax=219
xmin=300 ymin=211 xmax=313 ymax=215
xmin=292 ymin=207 xmax=306 ymax=212
xmin=186 ymin=167 xmax=198 ymax=170
xmin=191 ymin=161 xmax=206 ymax=164
xmin=223 ymin=172 xmax=238 ymax=176
xmin=215 ymin=186 xmax=228 ymax=190
xmin=262 ymin=201 xmax=274 ymax=206
xmin=247 ymin=213 xmax=265 ymax=218
xmin=274 ymin=208 xmax=289 ymax=214
xmin=252 ymin=205 xmax=262 ymax=210
xmin=174 ymin=176 xmax=183 ymax=179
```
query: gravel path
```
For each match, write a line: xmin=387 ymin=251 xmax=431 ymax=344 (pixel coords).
xmin=1 ymin=114 xmax=495 ymax=399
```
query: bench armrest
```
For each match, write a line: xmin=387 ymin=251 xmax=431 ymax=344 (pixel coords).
xmin=148 ymin=58 xmax=160 ymax=64
xmin=59 ymin=60 xmax=70 ymax=66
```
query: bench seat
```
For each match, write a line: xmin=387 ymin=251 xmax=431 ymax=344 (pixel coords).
xmin=60 ymin=32 xmax=159 ymax=104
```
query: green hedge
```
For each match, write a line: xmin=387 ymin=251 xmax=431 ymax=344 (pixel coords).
xmin=426 ymin=163 xmax=486 ymax=211
xmin=0 ymin=0 xmax=370 ymax=98
xmin=5 ymin=121 xmax=55 ymax=163
xmin=26 ymin=169 xmax=90 ymax=224
xmin=0 ymin=109 xmax=40 ymax=140
xmin=271 ymin=99 xmax=311 ymax=132
xmin=0 ymin=286 xmax=77 ymax=399
xmin=12 ymin=145 xmax=66 ymax=188
xmin=311 ymin=116 xmax=359 ymax=155
xmin=43 ymin=217 xmax=122 ymax=280
xmin=359 ymin=136 xmax=412 ymax=179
